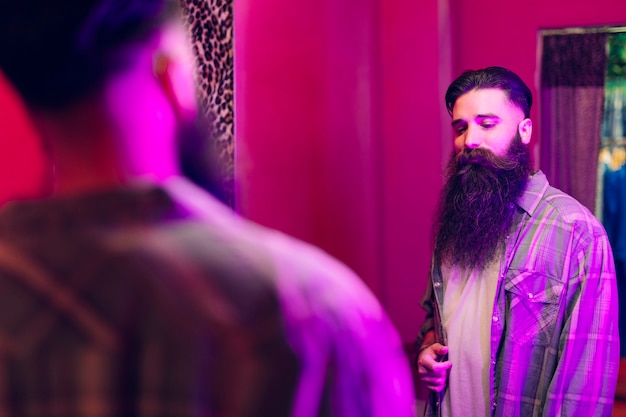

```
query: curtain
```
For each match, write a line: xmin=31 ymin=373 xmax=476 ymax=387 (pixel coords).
xmin=540 ymin=33 xmax=608 ymax=213
xmin=180 ymin=0 xmax=235 ymax=208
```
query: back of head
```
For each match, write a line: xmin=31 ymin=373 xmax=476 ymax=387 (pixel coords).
xmin=445 ymin=66 xmax=533 ymax=118
xmin=0 ymin=0 xmax=178 ymax=111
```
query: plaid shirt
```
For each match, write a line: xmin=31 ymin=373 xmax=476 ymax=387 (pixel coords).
xmin=416 ymin=171 xmax=620 ymax=417
xmin=0 ymin=177 xmax=415 ymax=417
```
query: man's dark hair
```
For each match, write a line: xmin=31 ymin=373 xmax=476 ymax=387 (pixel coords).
xmin=0 ymin=0 xmax=179 ymax=111
xmin=445 ymin=66 xmax=533 ymax=118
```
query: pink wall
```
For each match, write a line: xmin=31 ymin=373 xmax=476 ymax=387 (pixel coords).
xmin=234 ymin=0 xmax=450 ymax=344
xmin=379 ymin=0 xmax=451 ymax=343
xmin=0 ymin=74 xmax=46 ymax=205
xmin=234 ymin=0 xmax=387 ymax=298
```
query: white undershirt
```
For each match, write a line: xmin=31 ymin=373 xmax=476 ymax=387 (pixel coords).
xmin=441 ymin=259 xmax=499 ymax=417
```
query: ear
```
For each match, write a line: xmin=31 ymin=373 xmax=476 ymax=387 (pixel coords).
xmin=518 ymin=118 xmax=532 ymax=144
xmin=153 ymin=51 xmax=198 ymax=121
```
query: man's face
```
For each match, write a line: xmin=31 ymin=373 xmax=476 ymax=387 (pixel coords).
xmin=433 ymin=136 xmax=532 ymax=271
xmin=451 ymin=88 xmax=530 ymax=156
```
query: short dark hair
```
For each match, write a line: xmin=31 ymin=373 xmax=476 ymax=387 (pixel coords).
xmin=445 ymin=66 xmax=533 ymax=118
xmin=0 ymin=0 xmax=179 ymax=111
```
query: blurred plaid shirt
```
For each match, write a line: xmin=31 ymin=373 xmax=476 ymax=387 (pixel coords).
xmin=417 ymin=170 xmax=620 ymax=417
xmin=0 ymin=177 xmax=415 ymax=417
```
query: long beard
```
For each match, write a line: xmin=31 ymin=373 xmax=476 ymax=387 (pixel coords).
xmin=433 ymin=134 xmax=531 ymax=271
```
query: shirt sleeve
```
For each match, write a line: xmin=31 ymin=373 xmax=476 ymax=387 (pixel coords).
xmin=415 ymin=257 xmax=437 ymax=351
xmin=543 ymin=232 xmax=620 ymax=416
xmin=416 ymin=280 xmax=435 ymax=349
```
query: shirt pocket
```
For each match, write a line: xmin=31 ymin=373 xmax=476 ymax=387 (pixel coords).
xmin=504 ymin=270 xmax=564 ymax=346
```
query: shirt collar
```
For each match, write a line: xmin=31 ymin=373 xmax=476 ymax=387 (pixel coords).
xmin=0 ymin=182 xmax=177 ymax=236
xmin=515 ymin=170 xmax=550 ymax=217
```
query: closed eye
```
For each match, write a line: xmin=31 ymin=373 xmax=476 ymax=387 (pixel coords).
xmin=454 ymin=126 xmax=467 ymax=135
xmin=451 ymin=120 xmax=467 ymax=136
xmin=476 ymin=115 xmax=500 ymax=129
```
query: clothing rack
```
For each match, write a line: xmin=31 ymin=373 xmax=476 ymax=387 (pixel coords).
xmin=601 ymin=137 xmax=626 ymax=147
xmin=540 ymin=25 xmax=626 ymax=36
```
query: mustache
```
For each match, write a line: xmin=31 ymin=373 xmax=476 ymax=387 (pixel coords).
xmin=455 ymin=147 xmax=519 ymax=175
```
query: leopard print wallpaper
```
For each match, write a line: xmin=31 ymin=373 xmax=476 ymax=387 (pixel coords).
xmin=180 ymin=0 xmax=234 ymax=208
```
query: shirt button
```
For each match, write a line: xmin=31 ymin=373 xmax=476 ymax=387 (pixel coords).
xmin=434 ymin=282 xmax=441 ymax=288
xmin=528 ymin=292 xmax=534 ymax=299
xmin=492 ymin=315 xmax=499 ymax=322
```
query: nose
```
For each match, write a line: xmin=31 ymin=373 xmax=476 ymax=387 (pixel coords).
xmin=464 ymin=125 xmax=481 ymax=149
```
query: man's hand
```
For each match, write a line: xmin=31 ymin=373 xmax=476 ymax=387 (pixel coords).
xmin=417 ymin=343 xmax=452 ymax=392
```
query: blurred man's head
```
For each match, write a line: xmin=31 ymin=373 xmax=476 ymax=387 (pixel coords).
xmin=0 ymin=0 xmax=180 ymax=111
xmin=434 ymin=67 xmax=533 ymax=271
xmin=0 ymin=0 xmax=226 ymax=197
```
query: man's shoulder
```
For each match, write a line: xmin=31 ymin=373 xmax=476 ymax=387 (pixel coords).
xmin=168 ymin=178 xmax=378 ymax=299
xmin=166 ymin=179 xmax=391 ymax=344
xmin=533 ymin=178 xmax=606 ymax=240
xmin=226 ymin=213 xmax=384 ymax=322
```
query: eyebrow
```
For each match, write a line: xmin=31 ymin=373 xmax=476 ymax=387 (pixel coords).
xmin=476 ymin=114 xmax=501 ymax=121
xmin=451 ymin=114 xmax=501 ymax=127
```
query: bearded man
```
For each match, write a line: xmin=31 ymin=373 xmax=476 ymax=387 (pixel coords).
xmin=415 ymin=66 xmax=619 ymax=417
